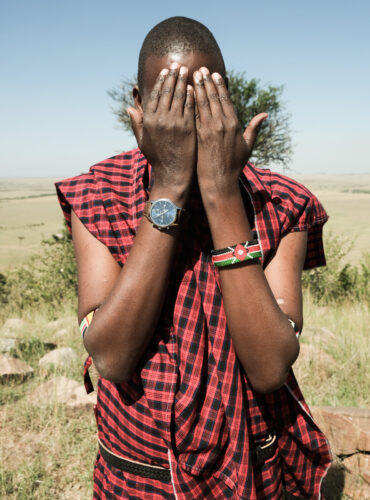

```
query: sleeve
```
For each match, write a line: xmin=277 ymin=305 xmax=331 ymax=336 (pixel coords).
xmin=289 ymin=193 xmax=329 ymax=270
xmin=55 ymin=172 xmax=111 ymax=243
xmin=270 ymin=174 xmax=329 ymax=270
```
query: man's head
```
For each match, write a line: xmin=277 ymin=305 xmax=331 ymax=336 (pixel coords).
xmin=136 ymin=17 xmax=226 ymax=105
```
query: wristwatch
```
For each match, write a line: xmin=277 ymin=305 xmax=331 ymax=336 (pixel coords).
xmin=144 ymin=199 xmax=186 ymax=230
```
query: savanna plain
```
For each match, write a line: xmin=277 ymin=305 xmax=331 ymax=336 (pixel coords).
xmin=0 ymin=174 xmax=369 ymax=499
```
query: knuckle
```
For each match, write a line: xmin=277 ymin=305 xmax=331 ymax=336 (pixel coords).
xmin=160 ymin=86 xmax=172 ymax=95
xmin=229 ymin=117 xmax=239 ymax=131
xmin=150 ymin=89 xmax=160 ymax=100
xmin=214 ymin=121 xmax=224 ymax=133
xmin=174 ymin=90 xmax=185 ymax=100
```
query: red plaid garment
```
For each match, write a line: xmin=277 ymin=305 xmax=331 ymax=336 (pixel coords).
xmin=56 ymin=148 xmax=332 ymax=499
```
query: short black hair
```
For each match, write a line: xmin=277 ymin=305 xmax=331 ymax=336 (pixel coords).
xmin=138 ymin=16 xmax=225 ymax=91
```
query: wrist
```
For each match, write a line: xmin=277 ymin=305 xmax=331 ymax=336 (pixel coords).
xmin=150 ymin=182 xmax=192 ymax=208
xmin=199 ymin=179 xmax=241 ymax=208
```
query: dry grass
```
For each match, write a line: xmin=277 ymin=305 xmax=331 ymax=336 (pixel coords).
xmin=0 ymin=301 xmax=96 ymax=499
xmin=295 ymin=173 xmax=370 ymax=263
xmin=0 ymin=178 xmax=63 ymax=272
xmin=0 ymin=293 xmax=368 ymax=498
xmin=295 ymin=292 xmax=370 ymax=408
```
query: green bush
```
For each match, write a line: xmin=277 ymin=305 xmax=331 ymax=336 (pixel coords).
xmin=302 ymin=233 xmax=369 ymax=304
xmin=1 ymin=225 xmax=77 ymax=312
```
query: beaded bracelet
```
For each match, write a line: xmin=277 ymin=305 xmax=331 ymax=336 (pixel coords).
xmin=211 ymin=239 xmax=262 ymax=268
xmin=79 ymin=310 xmax=96 ymax=338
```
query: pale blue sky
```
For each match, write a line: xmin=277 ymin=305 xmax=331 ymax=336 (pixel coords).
xmin=1 ymin=0 xmax=369 ymax=178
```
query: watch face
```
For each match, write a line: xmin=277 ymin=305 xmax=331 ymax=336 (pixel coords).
xmin=150 ymin=199 xmax=177 ymax=228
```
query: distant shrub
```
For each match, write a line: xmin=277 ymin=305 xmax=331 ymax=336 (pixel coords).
xmin=302 ymin=233 xmax=369 ymax=304
xmin=1 ymin=225 xmax=77 ymax=312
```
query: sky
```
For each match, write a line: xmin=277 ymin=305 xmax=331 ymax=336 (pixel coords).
xmin=1 ymin=0 xmax=369 ymax=178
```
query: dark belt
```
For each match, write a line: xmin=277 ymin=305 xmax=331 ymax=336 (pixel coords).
xmin=99 ymin=441 xmax=171 ymax=481
xmin=99 ymin=432 xmax=278 ymax=480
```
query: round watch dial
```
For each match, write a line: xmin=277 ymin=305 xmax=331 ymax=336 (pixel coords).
xmin=150 ymin=199 xmax=177 ymax=227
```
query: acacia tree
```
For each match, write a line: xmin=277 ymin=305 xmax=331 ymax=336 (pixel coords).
xmin=108 ymin=71 xmax=293 ymax=169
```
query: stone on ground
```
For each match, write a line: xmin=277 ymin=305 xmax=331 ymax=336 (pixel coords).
xmin=38 ymin=347 xmax=77 ymax=369
xmin=53 ymin=328 xmax=69 ymax=341
xmin=29 ymin=376 xmax=96 ymax=411
xmin=1 ymin=318 xmax=25 ymax=334
xmin=313 ymin=406 xmax=370 ymax=499
xmin=47 ymin=317 xmax=75 ymax=330
xmin=0 ymin=354 xmax=33 ymax=379
xmin=312 ymin=406 xmax=370 ymax=455
xmin=0 ymin=337 xmax=20 ymax=353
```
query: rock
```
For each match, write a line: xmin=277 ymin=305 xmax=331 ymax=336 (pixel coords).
xmin=47 ymin=317 xmax=75 ymax=330
xmin=1 ymin=318 xmax=25 ymax=334
xmin=322 ymin=455 xmax=370 ymax=499
xmin=38 ymin=347 xmax=77 ymax=369
xmin=342 ymin=466 xmax=370 ymax=499
xmin=311 ymin=407 xmax=370 ymax=455
xmin=343 ymin=453 xmax=370 ymax=483
xmin=0 ymin=354 xmax=33 ymax=379
xmin=29 ymin=376 xmax=96 ymax=411
xmin=0 ymin=337 xmax=20 ymax=353
xmin=47 ymin=319 xmax=66 ymax=329
xmin=0 ymin=337 xmax=56 ymax=354
xmin=53 ymin=328 xmax=69 ymax=341
xmin=52 ymin=232 xmax=63 ymax=241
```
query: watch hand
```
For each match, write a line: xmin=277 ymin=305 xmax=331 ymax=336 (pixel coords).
xmin=155 ymin=209 xmax=169 ymax=217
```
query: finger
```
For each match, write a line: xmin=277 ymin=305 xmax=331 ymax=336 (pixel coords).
xmin=243 ymin=113 xmax=268 ymax=148
xmin=159 ymin=62 xmax=179 ymax=110
xmin=146 ymin=68 xmax=169 ymax=114
xmin=171 ymin=66 xmax=188 ymax=115
xmin=127 ymin=107 xmax=143 ymax=148
xmin=200 ymin=67 xmax=223 ymax=117
xmin=184 ymin=84 xmax=195 ymax=118
xmin=193 ymin=70 xmax=211 ymax=121
xmin=211 ymin=72 xmax=234 ymax=116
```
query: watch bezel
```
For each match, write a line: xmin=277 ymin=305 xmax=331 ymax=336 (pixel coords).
xmin=149 ymin=198 xmax=179 ymax=228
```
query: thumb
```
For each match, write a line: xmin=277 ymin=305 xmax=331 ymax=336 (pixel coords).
xmin=243 ymin=112 xmax=268 ymax=149
xmin=127 ymin=107 xmax=143 ymax=148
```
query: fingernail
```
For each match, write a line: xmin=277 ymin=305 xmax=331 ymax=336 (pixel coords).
xmin=212 ymin=72 xmax=222 ymax=80
xmin=170 ymin=62 xmax=179 ymax=69
xmin=200 ymin=67 xmax=209 ymax=76
xmin=186 ymin=84 xmax=193 ymax=95
xmin=194 ymin=71 xmax=202 ymax=83
xmin=179 ymin=66 xmax=187 ymax=76
xmin=160 ymin=68 xmax=169 ymax=76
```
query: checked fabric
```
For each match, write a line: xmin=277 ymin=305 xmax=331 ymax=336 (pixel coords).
xmin=56 ymin=148 xmax=332 ymax=499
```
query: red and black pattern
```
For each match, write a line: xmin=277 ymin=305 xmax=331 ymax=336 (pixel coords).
xmin=56 ymin=148 xmax=332 ymax=499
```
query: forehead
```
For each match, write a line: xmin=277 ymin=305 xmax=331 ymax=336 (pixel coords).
xmin=142 ymin=51 xmax=224 ymax=92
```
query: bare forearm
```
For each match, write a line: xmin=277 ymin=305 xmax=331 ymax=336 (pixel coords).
xmin=202 ymin=187 xmax=299 ymax=393
xmin=84 ymin=186 xmax=188 ymax=381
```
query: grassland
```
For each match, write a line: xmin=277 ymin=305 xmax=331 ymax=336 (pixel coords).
xmin=0 ymin=178 xmax=62 ymax=271
xmin=296 ymin=174 xmax=370 ymax=263
xmin=1 ymin=173 xmax=369 ymax=271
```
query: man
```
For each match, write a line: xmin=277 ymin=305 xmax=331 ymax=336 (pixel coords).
xmin=56 ymin=16 xmax=332 ymax=499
